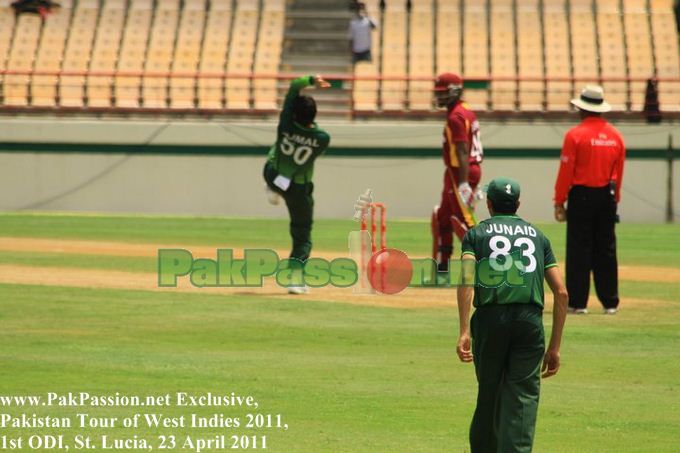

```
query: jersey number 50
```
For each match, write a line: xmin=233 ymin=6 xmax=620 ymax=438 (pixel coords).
xmin=489 ymin=235 xmax=536 ymax=273
xmin=281 ymin=137 xmax=313 ymax=165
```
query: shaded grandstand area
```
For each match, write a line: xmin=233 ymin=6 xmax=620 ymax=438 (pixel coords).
xmin=0 ymin=0 xmax=677 ymax=118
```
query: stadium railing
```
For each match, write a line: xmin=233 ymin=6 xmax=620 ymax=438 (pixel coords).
xmin=0 ymin=69 xmax=678 ymax=119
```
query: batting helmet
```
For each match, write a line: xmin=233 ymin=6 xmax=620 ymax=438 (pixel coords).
xmin=434 ymin=73 xmax=463 ymax=107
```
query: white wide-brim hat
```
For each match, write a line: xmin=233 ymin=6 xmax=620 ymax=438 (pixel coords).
xmin=570 ymin=85 xmax=612 ymax=113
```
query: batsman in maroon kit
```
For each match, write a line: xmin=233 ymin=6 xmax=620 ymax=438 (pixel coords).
xmin=432 ymin=73 xmax=484 ymax=273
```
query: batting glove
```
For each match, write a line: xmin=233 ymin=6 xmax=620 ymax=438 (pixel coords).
xmin=458 ymin=182 xmax=474 ymax=207
xmin=470 ymin=188 xmax=485 ymax=208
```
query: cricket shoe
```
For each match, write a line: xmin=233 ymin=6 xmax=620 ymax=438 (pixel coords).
xmin=265 ymin=185 xmax=281 ymax=206
xmin=603 ymin=308 xmax=618 ymax=315
xmin=287 ymin=285 xmax=309 ymax=295
xmin=567 ymin=307 xmax=588 ymax=315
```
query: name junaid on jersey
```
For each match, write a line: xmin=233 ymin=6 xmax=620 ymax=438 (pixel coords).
xmin=465 ymin=216 xmax=556 ymax=300
xmin=483 ymin=223 xmax=538 ymax=237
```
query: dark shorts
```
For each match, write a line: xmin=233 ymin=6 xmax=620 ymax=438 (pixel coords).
xmin=352 ymin=50 xmax=372 ymax=63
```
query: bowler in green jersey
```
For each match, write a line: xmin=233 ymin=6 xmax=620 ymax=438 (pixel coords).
xmin=263 ymin=75 xmax=331 ymax=294
xmin=456 ymin=177 xmax=568 ymax=452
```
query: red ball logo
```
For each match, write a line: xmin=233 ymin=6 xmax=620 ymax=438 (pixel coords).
xmin=367 ymin=248 xmax=413 ymax=295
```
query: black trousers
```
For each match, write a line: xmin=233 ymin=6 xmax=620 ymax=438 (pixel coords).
xmin=566 ymin=185 xmax=619 ymax=309
xmin=263 ymin=163 xmax=314 ymax=265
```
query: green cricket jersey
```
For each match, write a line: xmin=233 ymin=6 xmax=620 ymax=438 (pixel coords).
xmin=461 ymin=215 xmax=557 ymax=308
xmin=266 ymin=76 xmax=331 ymax=184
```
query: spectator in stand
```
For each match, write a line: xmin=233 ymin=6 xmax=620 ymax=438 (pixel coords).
xmin=348 ymin=2 xmax=378 ymax=64
xmin=11 ymin=0 xmax=59 ymax=19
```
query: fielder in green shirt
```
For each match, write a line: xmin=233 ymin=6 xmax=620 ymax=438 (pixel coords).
xmin=456 ymin=177 xmax=568 ymax=452
xmin=263 ymin=75 xmax=331 ymax=294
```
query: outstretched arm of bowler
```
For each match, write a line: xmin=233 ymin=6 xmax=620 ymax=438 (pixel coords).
xmin=456 ymin=254 xmax=476 ymax=363
xmin=542 ymin=266 xmax=568 ymax=378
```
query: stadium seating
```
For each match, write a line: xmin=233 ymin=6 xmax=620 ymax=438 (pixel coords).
xmin=0 ymin=0 xmax=15 ymax=96
xmin=253 ymin=0 xmax=285 ymax=110
xmin=490 ymin=0 xmax=516 ymax=111
xmin=543 ymin=0 xmax=572 ymax=111
xmin=0 ymin=0 xmax=677 ymax=115
xmin=32 ymin=0 xmax=71 ymax=106
xmin=4 ymin=13 xmax=42 ymax=105
xmin=226 ymin=0 xmax=259 ymax=109
xmin=88 ymin=0 xmax=126 ymax=107
xmin=381 ymin=0 xmax=408 ymax=111
xmin=650 ymin=2 xmax=680 ymax=111
xmin=198 ymin=0 xmax=232 ymax=109
xmin=517 ymin=0 xmax=544 ymax=111
xmin=169 ymin=0 xmax=205 ymax=109
xmin=115 ymin=0 xmax=153 ymax=107
xmin=462 ymin=0 xmax=489 ymax=110
xmin=570 ymin=0 xmax=600 ymax=104
xmin=408 ymin=0 xmax=434 ymax=111
xmin=435 ymin=0 xmax=461 ymax=76
xmin=60 ymin=0 xmax=99 ymax=107
xmin=143 ymin=0 xmax=180 ymax=108
xmin=87 ymin=0 xmax=126 ymax=107
xmin=596 ymin=0 xmax=627 ymax=110
xmin=623 ymin=0 xmax=655 ymax=110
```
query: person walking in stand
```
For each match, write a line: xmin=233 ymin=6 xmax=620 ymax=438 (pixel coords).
xmin=432 ymin=72 xmax=484 ymax=275
xmin=457 ymin=177 xmax=568 ymax=453
xmin=554 ymin=85 xmax=626 ymax=315
xmin=263 ymin=75 xmax=331 ymax=294
xmin=348 ymin=2 xmax=377 ymax=64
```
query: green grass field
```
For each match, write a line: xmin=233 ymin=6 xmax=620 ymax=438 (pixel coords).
xmin=0 ymin=213 xmax=679 ymax=452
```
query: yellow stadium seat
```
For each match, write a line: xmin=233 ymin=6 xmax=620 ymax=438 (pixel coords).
xmin=5 ymin=15 xmax=42 ymax=106
xmin=170 ymin=1 xmax=206 ymax=108
xmin=86 ymin=0 xmax=125 ymax=107
xmin=462 ymin=0 xmax=489 ymax=110
xmin=141 ymin=0 xmax=179 ymax=108
xmin=225 ymin=0 xmax=259 ymax=109
xmin=114 ymin=0 xmax=152 ymax=107
xmin=253 ymin=2 xmax=285 ymax=110
xmin=408 ymin=4 xmax=433 ymax=110
xmin=596 ymin=2 xmax=627 ymax=110
xmin=31 ymin=4 xmax=71 ymax=106
xmin=354 ymin=62 xmax=380 ymax=111
xmin=435 ymin=6 xmax=461 ymax=75
xmin=381 ymin=3 xmax=407 ymax=110
xmin=517 ymin=2 xmax=544 ymax=110
xmin=198 ymin=4 xmax=231 ymax=109
xmin=59 ymin=1 xmax=99 ymax=106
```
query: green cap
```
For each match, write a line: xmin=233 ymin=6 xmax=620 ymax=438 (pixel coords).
xmin=486 ymin=177 xmax=521 ymax=210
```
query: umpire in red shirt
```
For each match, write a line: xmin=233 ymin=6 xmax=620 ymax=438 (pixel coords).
xmin=553 ymin=85 xmax=626 ymax=315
